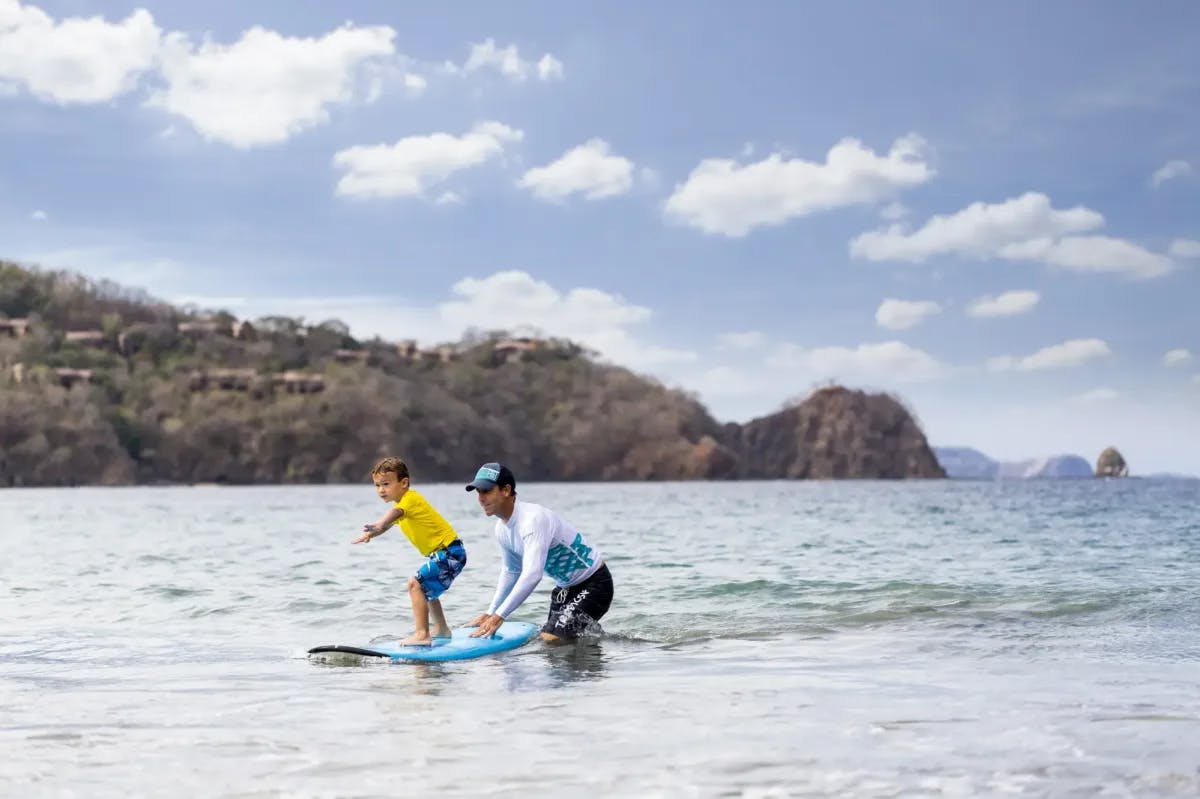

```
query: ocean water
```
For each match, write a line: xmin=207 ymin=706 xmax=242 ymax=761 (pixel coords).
xmin=2 ymin=478 xmax=1198 ymax=798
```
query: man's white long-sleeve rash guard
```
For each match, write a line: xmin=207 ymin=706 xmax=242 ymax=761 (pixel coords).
xmin=487 ymin=499 xmax=604 ymax=619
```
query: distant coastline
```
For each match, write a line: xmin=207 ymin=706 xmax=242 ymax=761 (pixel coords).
xmin=933 ymin=446 xmax=1195 ymax=480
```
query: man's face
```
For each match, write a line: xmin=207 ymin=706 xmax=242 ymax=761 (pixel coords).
xmin=475 ymin=484 xmax=508 ymax=516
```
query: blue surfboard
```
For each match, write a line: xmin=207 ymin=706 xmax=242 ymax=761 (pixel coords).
xmin=308 ymin=621 xmax=539 ymax=662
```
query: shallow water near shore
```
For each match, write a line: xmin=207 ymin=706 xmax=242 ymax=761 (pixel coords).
xmin=2 ymin=478 xmax=1198 ymax=797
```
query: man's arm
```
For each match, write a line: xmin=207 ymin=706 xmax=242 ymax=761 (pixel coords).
xmin=351 ymin=506 xmax=404 ymax=544
xmin=491 ymin=532 xmax=551 ymax=619
xmin=469 ymin=550 xmax=521 ymax=635
xmin=487 ymin=563 xmax=521 ymax=616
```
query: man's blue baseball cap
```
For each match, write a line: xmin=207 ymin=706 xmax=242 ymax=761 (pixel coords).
xmin=465 ymin=462 xmax=516 ymax=492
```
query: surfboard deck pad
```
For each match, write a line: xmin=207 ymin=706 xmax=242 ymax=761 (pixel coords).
xmin=308 ymin=621 xmax=539 ymax=662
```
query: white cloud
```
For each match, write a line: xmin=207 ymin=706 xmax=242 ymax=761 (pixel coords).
xmin=1169 ymin=239 xmax=1200 ymax=258
xmin=464 ymin=39 xmax=523 ymax=79
xmin=1072 ymin=388 xmax=1119 ymax=403
xmin=439 ymin=271 xmax=695 ymax=368
xmin=880 ymin=201 xmax=909 ymax=221
xmin=29 ymin=209 xmax=47 ymax=221
xmin=1164 ymin=349 xmax=1192 ymax=367
xmin=664 ymin=134 xmax=934 ymax=237
xmin=434 ymin=190 xmax=463 ymax=206
xmin=967 ymin=290 xmax=1040 ymax=318
xmin=403 ymin=72 xmax=427 ymax=95
xmin=149 ymin=23 xmax=396 ymax=148
xmin=333 ymin=121 xmax=522 ymax=200
xmin=1151 ymin=159 xmax=1192 ymax=188
xmin=766 ymin=340 xmax=946 ymax=383
xmin=461 ymin=39 xmax=563 ymax=82
xmin=517 ymin=139 xmax=634 ymax=202
xmin=1003 ymin=235 xmax=1173 ymax=279
xmin=716 ymin=331 xmax=767 ymax=351
xmin=359 ymin=60 xmax=426 ymax=103
xmin=536 ymin=54 xmax=563 ymax=81
xmin=987 ymin=338 xmax=1111 ymax=372
xmin=875 ymin=298 xmax=941 ymax=331
xmin=851 ymin=192 xmax=1173 ymax=279
xmin=0 ymin=1 xmax=161 ymax=104
xmin=852 ymin=192 xmax=1101 ymax=260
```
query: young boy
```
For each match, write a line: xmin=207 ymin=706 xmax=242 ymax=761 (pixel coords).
xmin=352 ymin=457 xmax=467 ymax=646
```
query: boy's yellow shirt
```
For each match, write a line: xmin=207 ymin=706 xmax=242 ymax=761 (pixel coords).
xmin=394 ymin=489 xmax=459 ymax=556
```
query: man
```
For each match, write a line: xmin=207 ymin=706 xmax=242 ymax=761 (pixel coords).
xmin=465 ymin=462 xmax=614 ymax=642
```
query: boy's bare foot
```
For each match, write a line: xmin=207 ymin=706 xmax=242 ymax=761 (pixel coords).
xmin=398 ymin=633 xmax=433 ymax=647
xmin=431 ymin=626 xmax=453 ymax=640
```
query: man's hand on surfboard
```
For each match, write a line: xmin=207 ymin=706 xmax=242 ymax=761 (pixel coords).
xmin=469 ymin=614 xmax=503 ymax=638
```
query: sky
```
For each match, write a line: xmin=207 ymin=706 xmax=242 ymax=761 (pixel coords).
xmin=2 ymin=1 xmax=1198 ymax=474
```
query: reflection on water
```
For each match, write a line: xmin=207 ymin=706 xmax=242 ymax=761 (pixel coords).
xmin=493 ymin=638 xmax=612 ymax=693
xmin=541 ymin=638 xmax=610 ymax=686
xmin=307 ymin=637 xmax=613 ymax=694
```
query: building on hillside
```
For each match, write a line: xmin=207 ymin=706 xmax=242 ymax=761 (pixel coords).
xmin=188 ymin=368 xmax=261 ymax=393
xmin=178 ymin=319 xmax=231 ymax=337
xmin=7 ymin=363 xmax=94 ymax=388
xmin=333 ymin=349 xmax=371 ymax=364
xmin=272 ymin=371 xmax=325 ymax=394
xmin=420 ymin=345 xmax=460 ymax=363
xmin=492 ymin=336 xmax=544 ymax=364
xmin=0 ymin=318 xmax=30 ymax=338
xmin=54 ymin=368 xmax=94 ymax=389
xmin=396 ymin=340 xmax=419 ymax=360
xmin=64 ymin=330 xmax=107 ymax=348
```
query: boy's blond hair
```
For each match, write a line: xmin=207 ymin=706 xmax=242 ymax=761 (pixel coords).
xmin=371 ymin=457 xmax=410 ymax=481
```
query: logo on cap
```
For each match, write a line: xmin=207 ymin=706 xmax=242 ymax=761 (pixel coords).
xmin=476 ymin=466 xmax=500 ymax=481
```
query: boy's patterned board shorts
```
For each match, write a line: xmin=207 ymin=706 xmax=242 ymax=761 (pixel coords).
xmin=414 ymin=540 xmax=466 ymax=600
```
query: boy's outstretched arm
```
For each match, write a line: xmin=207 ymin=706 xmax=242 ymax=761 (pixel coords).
xmin=351 ymin=507 xmax=404 ymax=544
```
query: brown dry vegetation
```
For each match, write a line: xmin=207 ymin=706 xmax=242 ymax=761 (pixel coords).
xmin=0 ymin=260 xmax=944 ymax=486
